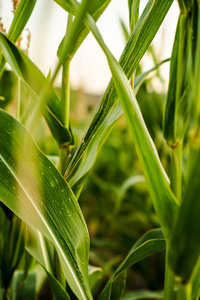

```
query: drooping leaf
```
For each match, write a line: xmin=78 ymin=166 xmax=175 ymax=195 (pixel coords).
xmin=0 ymin=32 xmax=72 ymax=148
xmin=99 ymin=229 xmax=165 ymax=300
xmin=64 ymin=0 xmax=174 ymax=182
xmin=0 ymin=109 xmax=92 ymax=300
xmin=86 ymin=14 xmax=178 ymax=237
xmin=69 ymin=59 xmax=168 ymax=189
xmin=0 ymin=0 xmax=37 ymax=76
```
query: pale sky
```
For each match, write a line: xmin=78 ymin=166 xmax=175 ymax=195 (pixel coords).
xmin=1 ymin=0 xmax=179 ymax=94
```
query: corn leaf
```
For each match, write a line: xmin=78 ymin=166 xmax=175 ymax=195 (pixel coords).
xmin=64 ymin=0 xmax=174 ymax=181
xmin=69 ymin=59 xmax=169 ymax=189
xmin=0 ymin=0 xmax=37 ymax=76
xmin=163 ymin=22 xmax=179 ymax=144
xmin=0 ymin=33 xmax=72 ymax=149
xmin=10 ymin=271 xmax=36 ymax=300
xmin=164 ymin=13 xmax=192 ymax=144
xmin=128 ymin=0 xmax=140 ymax=32
xmin=168 ymin=145 xmax=200 ymax=283
xmin=26 ymin=227 xmax=70 ymax=300
xmin=88 ymin=266 xmax=103 ymax=295
xmin=55 ymin=0 xmax=112 ymax=59
xmin=99 ymin=229 xmax=165 ymax=300
xmin=0 ymin=109 xmax=92 ymax=300
xmin=85 ymin=13 xmax=179 ymax=237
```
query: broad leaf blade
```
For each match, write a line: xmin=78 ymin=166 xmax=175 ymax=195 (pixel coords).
xmin=64 ymin=0 xmax=174 ymax=182
xmin=99 ymin=229 xmax=165 ymax=300
xmin=0 ymin=110 xmax=92 ymax=300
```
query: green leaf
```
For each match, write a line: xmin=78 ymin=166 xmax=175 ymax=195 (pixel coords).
xmin=0 ymin=110 xmax=92 ymax=300
xmin=64 ymin=0 xmax=174 ymax=182
xmin=55 ymin=0 xmax=112 ymax=59
xmin=0 ymin=70 xmax=17 ymax=109
xmin=164 ymin=13 xmax=192 ymax=145
xmin=10 ymin=271 xmax=36 ymax=300
xmin=87 ymin=14 xmax=178 ymax=237
xmin=128 ymin=0 xmax=140 ymax=32
xmin=0 ymin=32 xmax=72 ymax=148
xmin=168 ymin=145 xmax=200 ymax=283
xmin=0 ymin=0 xmax=37 ymax=76
xmin=88 ymin=266 xmax=103 ymax=295
xmin=163 ymin=22 xmax=179 ymax=144
xmin=99 ymin=229 xmax=165 ymax=300
xmin=122 ymin=290 xmax=163 ymax=300
xmin=0 ymin=215 xmax=25 ymax=289
xmin=26 ymin=226 xmax=70 ymax=300
xmin=68 ymin=58 xmax=168 ymax=189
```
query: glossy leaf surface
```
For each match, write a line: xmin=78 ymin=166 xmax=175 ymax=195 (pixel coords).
xmin=0 ymin=109 xmax=92 ymax=300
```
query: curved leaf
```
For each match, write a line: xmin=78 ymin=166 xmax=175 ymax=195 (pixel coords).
xmin=55 ymin=0 xmax=112 ymax=59
xmin=0 ymin=32 xmax=72 ymax=148
xmin=26 ymin=227 xmax=70 ymax=300
xmin=86 ymin=13 xmax=178 ymax=237
xmin=64 ymin=0 xmax=174 ymax=181
xmin=0 ymin=109 xmax=92 ymax=300
xmin=69 ymin=59 xmax=169 ymax=189
xmin=99 ymin=229 xmax=165 ymax=300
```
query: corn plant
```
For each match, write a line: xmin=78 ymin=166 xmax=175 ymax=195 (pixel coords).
xmin=0 ymin=0 xmax=200 ymax=299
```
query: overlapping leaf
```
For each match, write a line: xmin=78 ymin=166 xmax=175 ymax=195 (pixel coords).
xmin=0 ymin=109 xmax=92 ymax=300
xmin=86 ymin=13 xmax=178 ymax=238
xmin=64 ymin=0 xmax=174 ymax=182
xmin=0 ymin=32 xmax=72 ymax=149
xmin=54 ymin=0 xmax=112 ymax=59
xmin=69 ymin=59 xmax=169 ymax=189
xmin=99 ymin=229 xmax=165 ymax=300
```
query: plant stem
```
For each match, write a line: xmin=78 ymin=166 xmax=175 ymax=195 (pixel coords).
xmin=59 ymin=14 xmax=72 ymax=174
xmin=170 ymin=143 xmax=182 ymax=203
xmin=164 ymin=245 xmax=175 ymax=300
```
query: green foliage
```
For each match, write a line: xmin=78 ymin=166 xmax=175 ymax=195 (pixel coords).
xmin=0 ymin=0 xmax=200 ymax=299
